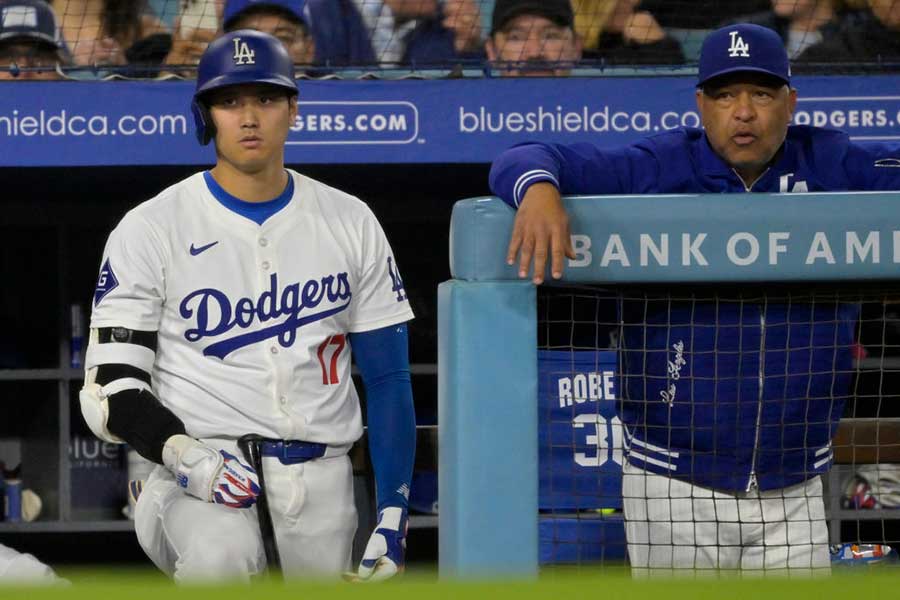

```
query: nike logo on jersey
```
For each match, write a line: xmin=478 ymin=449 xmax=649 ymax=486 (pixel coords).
xmin=179 ymin=272 xmax=352 ymax=359
xmin=190 ymin=241 xmax=219 ymax=256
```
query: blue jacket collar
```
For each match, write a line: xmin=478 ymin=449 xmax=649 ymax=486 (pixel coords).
xmin=696 ymin=129 xmax=792 ymax=190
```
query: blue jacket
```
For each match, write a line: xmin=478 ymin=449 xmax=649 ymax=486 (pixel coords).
xmin=618 ymin=294 xmax=857 ymax=492
xmin=489 ymin=126 xmax=900 ymax=492
xmin=490 ymin=126 xmax=900 ymax=205
xmin=307 ymin=0 xmax=376 ymax=66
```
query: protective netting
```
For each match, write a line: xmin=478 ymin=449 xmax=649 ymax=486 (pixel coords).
xmin=0 ymin=1 xmax=898 ymax=79
xmin=537 ymin=283 xmax=900 ymax=570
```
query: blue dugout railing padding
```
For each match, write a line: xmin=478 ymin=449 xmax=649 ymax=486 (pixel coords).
xmin=438 ymin=193 xmax=900 ymax=578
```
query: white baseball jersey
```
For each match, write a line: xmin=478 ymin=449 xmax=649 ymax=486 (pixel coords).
xmin=90 ymin=169 xmax=414 ymax=444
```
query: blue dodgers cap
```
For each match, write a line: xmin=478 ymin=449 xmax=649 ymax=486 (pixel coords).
xmin=697 ymin=23 xmax=790 ymax=87
xmin=0 ymin=0 xmax=62 ymax=49
xmin=223 ymin=0 xmax=310 ymax=30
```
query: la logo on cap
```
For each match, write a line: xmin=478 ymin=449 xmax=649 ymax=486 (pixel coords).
xmin=728 ymin=31 xmax=749 ymax=58
xmin=232 ymin=37 xmax=256 ymax=65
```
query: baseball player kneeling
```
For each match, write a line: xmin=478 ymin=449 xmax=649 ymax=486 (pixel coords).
xmin=80 ymin=30 xmax=415 ymax=583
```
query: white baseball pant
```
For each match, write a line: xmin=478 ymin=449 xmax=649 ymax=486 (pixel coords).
xmin=134 ymin=438 xmax=357 ymax=582
xmin=0 ymin=543 xmax=65 ymax=584
xmin=622 ymin=460 xmax=830 ymax=574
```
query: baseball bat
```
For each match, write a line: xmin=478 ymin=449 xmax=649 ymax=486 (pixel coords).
xmin=238 ymin=434 xmax=283 ymax=578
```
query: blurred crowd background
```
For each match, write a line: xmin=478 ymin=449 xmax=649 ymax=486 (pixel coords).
xmin=0 ymin=0 xmax=898 ymax=80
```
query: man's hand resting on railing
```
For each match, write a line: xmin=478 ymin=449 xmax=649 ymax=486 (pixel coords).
xmin=506 ymin=182 xmax=575 ymax=285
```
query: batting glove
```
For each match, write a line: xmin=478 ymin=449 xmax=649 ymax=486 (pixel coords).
xmin=162 ymin=434 xmax=260 ymax=508
xmin=357 ymin=506 xmax=407 ymax=582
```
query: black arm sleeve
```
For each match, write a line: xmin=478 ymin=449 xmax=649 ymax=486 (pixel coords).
xmin=105 ymin=388 xmax=187 ymax=465
xmin=91 ymin=327 xmax=185 ymax=464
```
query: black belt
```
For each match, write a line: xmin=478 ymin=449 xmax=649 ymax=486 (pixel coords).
xmin=258 ymin=440 xmax=327 ymax=465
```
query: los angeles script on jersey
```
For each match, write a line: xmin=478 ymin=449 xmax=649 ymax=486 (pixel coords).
xmin=179 ymin=272 xmax=352 ymax=359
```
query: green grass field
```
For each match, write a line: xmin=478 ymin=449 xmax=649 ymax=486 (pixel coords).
xmin=0 ymin=567 xmax=896 ymax=600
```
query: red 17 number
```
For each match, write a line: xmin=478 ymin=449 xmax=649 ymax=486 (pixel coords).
xmin=317 ymin=334 xmax=346 ymax=385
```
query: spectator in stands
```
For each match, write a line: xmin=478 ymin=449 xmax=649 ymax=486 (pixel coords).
xmin=573 ymin=0 xmax=685 ymax=64
xmin=306 ymin=0 xmax=375 ymax=66
xmin=165 ymin=1 xmax=319 ymax=76
xmin=222 ymin=0 xmax=315 ymax=65
xmin=486 ymin=0 xmax=582 ymax=76
xmin=725 ymin=1 xmax=840 ymax=59
xmin=168 ymin=1 xmax=483 ymax=69
xmin=400 ymin=0 xmax=484 ymax=64
xmin=0 ymin=0 xmax=68 ymax=79
xmin=797 ymin=0 xmax=900 ymax=64
xmin=163 ymin=0 xmax=220 ymax=69
xmin=53 ymin=0 xmax=171 ymax=71
xmin=641 ymin=0 xmax=770 ymax=30
xmin=353 ymin=0 xmax=484 ymax=66
xmin=441 ymin=0 xmax=482 ymax=55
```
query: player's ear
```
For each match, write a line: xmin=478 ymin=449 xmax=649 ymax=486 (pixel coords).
xmin=288 ymin=95 xmax=298 ymax=121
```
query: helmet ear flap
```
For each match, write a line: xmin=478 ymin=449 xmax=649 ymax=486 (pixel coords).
xmin=190 ymin=98 xmax=216 ymax=146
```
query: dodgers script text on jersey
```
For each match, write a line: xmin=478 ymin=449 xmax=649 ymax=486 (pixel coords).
xmin=91 ymin=170 xmax=414 ymax=444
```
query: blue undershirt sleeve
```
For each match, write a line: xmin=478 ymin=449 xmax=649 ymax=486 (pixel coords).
xmin=349 ymin=323 xmax=416 ymax=512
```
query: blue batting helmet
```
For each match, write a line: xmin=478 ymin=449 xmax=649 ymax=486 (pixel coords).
xmin=191 ymin=29 xmax=298 ymax=146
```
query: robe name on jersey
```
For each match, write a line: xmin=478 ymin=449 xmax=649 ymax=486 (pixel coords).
xmin=179 ymin=271 xmax=352 ymax=359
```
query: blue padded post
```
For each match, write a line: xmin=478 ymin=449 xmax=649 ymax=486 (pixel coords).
xmin=438 ymin=280 xmax=537 ymax=578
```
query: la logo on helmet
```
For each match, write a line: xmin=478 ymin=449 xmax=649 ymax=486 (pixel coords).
xmin=727 ymin=31 xmax=749 ymax=58
xmin=232 ymin=38 xmax=256 ymax=65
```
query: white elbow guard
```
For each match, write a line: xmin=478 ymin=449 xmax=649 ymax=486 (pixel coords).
xmin=79 ymin=382 xmax=125 ymax=444
xmin=80 ymin=326 xmax=155 ymax=445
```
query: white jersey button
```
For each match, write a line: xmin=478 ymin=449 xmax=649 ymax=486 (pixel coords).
xmin=259 ymin=238 xmax=269 ymax=247
xmin=262 ymin=260 xmax=271 ymax=270
xmin=270 ymin=346 xmax=279 ymax=354
xmin=279 ymin=395 xmax=287 ymax=405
